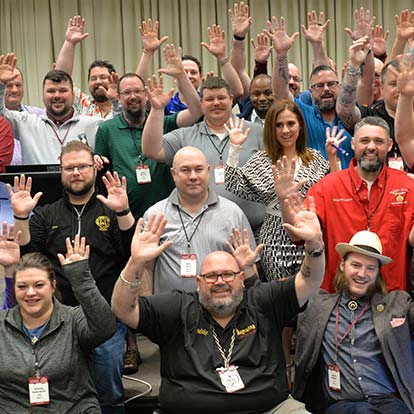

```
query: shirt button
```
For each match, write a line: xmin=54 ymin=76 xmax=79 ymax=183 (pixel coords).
xmin=353 ymin=359 xmax=357 ymax=363
xmin=358 ymin=377 xmax=362 ymax=381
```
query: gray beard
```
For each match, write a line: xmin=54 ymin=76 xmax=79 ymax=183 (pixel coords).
xmin=198 ymin=289 xmax=243 ymax=318
xmin=313 ymin=98 xmax=336 ymax=112
xmin=359 ymin=157 xmax=382 ymax=173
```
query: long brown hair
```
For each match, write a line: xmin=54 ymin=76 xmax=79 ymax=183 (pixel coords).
xmin=333 ymin=254 xmax=387 ymax=296
xmin=263 ymin=99 xmax=313 ymax=165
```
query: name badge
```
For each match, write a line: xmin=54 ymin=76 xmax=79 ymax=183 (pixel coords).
xmin=216 ymin=365 xmax=245 ymax=393
xmin=328 ymin=364 xmax=341 ymax=391
xmin=136 ymin=164 xmax=152 ymax=184
xmin=214 ymin=164 xmax=225 ymax=184
xmin=28 ymin=376 xmax=50 ymax=406
xmin=180 ymin=253 xmax=197 ymax=278
xmin=388 ymin=157 xmax=404 ymax=171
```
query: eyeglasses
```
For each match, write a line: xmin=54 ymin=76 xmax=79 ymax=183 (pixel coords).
xmin=119 ymin=89 xmax=145 ymax=97
xmin=310 ymin=81 xmax=339 ymax=91
xmin=200 ymin=271 xmax=240 ymax=284
xmin=61 ymin=164 xmax=94 ymax=174
xmin=289 ymin=76 xmax=302 ymax=82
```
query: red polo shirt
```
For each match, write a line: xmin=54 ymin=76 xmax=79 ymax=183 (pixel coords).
xmin=308 ymin=159 xmax=414 ymax=292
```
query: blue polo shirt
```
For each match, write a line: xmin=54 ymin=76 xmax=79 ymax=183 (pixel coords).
xmin=295 ymin=98 xmax=354 ymax=169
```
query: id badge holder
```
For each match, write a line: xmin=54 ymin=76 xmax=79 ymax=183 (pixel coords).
xmin=180 ymin=253 xmax=197 ymax=278
xmin=214 ymin=164 xmax=225 ymax=184
xmin=136 ymin=163 xmax=152 ymax=184
xmin=327 ymin=364 xmax=341 ymax=391
xmin=28 ymin=376 xmax=50 ymax=406
xmin=216 ymin=365 xmax=245 ymax=393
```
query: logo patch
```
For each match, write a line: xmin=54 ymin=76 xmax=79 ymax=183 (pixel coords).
xmin=95 ymin=215 xmax=110 ymax=231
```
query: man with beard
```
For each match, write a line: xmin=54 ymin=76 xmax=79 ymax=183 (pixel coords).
xmin=336 ymin=37 xmax=405 ymax=170
xmin=95 ymin=45 xmax=203 ymax=220
xmin=293 ymin=231 xmax=414 ymax=414
xmin=276 ymin=116 xmax=414 ymax=294
xmin=268 ymin=15 xmax=354 ymax=169
xmin=8 ymin=140 xmax=136 ymax=414
xmin=55 ymin=16 xmax=120 ymax=119
xmin=111 ymin=196 xmax=325 ymax=414
xmin=141 ymin=146 xmax=257 ymax=294
xmin=0 ymin=53 xmax=105 ymax=164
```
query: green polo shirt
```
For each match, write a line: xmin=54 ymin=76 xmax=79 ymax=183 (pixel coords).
xmin=95 ymin=113 xmax=178 ymax=218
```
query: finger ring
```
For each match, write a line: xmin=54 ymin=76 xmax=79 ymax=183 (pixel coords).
xmin=143 ymin=227 xmax=149 ymax=232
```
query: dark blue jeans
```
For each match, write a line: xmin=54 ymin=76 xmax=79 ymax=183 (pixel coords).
xmin=92 ymin=320 xmax=127 ymax=414
xmin=325 ymin=396 xmax=410 ymax=414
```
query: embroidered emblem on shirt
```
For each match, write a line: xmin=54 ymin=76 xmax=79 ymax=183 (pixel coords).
xmin=95 ymin=216 xmax=110 ymax=231
xmin=389 ymin=189 xmax=408 ymax=206
xmin=236 ymin=324 xmax=256 ymax=338
xmin=196 ymin=328 xmax=208 ymax=336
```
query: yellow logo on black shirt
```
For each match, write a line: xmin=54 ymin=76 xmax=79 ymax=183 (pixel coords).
xmin=96 ymin=216 xmax=110 ymax=231
xmin=236 ymin=324 xmax=256 ymax=338
xmin=196 ymin=328 xmax=208 ymax=336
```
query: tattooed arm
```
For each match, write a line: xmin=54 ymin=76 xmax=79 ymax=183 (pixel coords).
xmin=336 ymin=37 xmax=371 ymax=129
xmin=112 ymin=214 xmax=173 ymax=329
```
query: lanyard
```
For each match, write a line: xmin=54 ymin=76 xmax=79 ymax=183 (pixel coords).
xmin=129 ymin=129 xmax=145 ymax=162
xmin=348 ymin=168 xmax=387 ymax=230
xmin=177 ymin=206 xmax=205 ymax=250
xmin=73 ymin=204 xmax=87 ymax=236
xmin=49 ymin=123 xmax=72 ymax=146
xmin=211 ymin=326 xmax=236 ymax=368
xmin=334 ymin=296 xmax=370 ymax=359
xmin=204 ymin=126 xmax=229 ymax=164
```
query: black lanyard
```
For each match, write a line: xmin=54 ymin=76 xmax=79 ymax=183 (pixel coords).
xmin=177 ymin=206 xmax=205 ymax=250
xmin=205 ymin=126 xmax=229 ymax=164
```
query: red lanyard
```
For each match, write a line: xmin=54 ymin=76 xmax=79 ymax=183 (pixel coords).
xmin=50 ymin=123 xmax=71 ymax=145
xmin=334 ymin=297 xmax=370 ymax=358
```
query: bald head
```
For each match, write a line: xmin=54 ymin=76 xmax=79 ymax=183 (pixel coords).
xmin=201 ymin=251 xmax=240 ymax=275
xmin=173 ymin=146 xmax=208 ymax=169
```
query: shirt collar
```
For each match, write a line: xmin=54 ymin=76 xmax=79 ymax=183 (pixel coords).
xmin=349 ymin=158 xmax=387 ymax=191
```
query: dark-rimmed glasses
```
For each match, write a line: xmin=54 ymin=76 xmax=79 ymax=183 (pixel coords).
xmin=199 ymin=271 xmax=241 ymax=284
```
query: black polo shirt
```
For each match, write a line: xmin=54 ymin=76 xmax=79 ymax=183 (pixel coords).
xmin=138 ymin=276 xmax=300 ymax=414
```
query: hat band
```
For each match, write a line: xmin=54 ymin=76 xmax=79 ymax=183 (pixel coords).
xmin=353 ymin=244 xmax=381 ymax=255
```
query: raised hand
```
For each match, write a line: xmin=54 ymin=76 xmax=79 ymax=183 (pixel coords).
xmin=0 ymin=53 xmax=17 ymax=84
xmin=224 ymin=117 xmax=251 ymax=146
xmin=226 ymin=228 xmax=263 ymax=271
xmin=58 ymin=234 xmax=90 ymax=266
xmin=395 ymin=9 xmax=414 ymax=42
xmin=264 ymin=16 xmax=299 ymax=55
xmin=371 ymin=25 xmax=389 ymax=57
xmin=272 ymin=156 xmax=308 ymax=201
xmin=65 ymin=15 xmax=88 ymax=46
xmin=144 ymin=74 xmax=175 ymax=110
xmin=130 ymin=215 xmax=173 ymax=264
xmin=348 ymin=35 xmax=371 ymax=66
xmin=325 ymin=126 xmax=347 ymax=159
xmin=201 ymin=25 xmax=227 ymax=60
xmin=105 ymin=71 xmax=119 ymax=101
xmin=251 ymin=33 xmax=272 ymax=63
xmin=229 ymin=1 xmax=252 ymax=38
xmin=96 ymin=171 xmax=129 ymax=213
xmin=158 ymin=44 xmax=185 ymax=79
xmin=0 ymin=222 xmax=21 ymax=269
xmin=282 ymin=196 xmax=321 ymax=242
xmin=139 ymin=18 xmax=168 ymax=53
xmin=345 ymin=7 xmax=375 ymax=41
xmin=301 ymin=10 xmax=330 ymax=44
xmin=7 ymin=175 xmax=42 ymax=218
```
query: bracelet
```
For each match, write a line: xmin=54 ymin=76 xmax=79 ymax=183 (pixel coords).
xmin=119 ymin=272 xmax=141 ymax=290
xmin=116 ymin=207 xmax=131 ymax=217
xmin=14 ymin=214 xmax=30 ymax=220
xmin=305 ymin=244 xmax=325 ymax=257
xmin=218 ymin=57 xmax=229 ymax=66
xmin=233 ymin=34 xmax=246 ymax=41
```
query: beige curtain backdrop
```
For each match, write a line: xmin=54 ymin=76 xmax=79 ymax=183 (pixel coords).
xmin=0 ymin=0 xmax=413 ymax=107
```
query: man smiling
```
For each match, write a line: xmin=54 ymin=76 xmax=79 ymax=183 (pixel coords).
xmin=293 ymin=231 xmax=414 ymax=414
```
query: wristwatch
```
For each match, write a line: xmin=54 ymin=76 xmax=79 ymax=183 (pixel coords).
xmin=305 ymin=244 xmax=325 ymax=257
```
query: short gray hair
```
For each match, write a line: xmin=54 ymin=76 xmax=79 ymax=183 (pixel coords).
xmin=354 ymin=116 xmax=390 ymax=138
